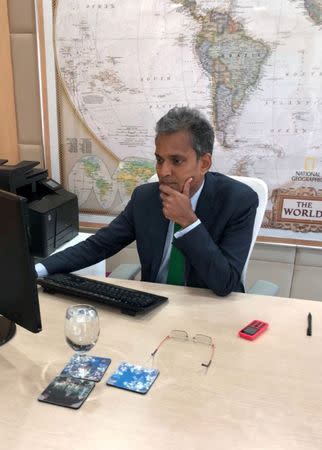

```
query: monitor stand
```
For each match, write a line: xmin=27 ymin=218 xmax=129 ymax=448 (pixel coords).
xmin=0 ymin=316 xmax=16 ymax=346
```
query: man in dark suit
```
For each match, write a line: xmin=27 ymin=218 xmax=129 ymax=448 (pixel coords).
xmin=36 ymin=107 xmax=258 ymax=296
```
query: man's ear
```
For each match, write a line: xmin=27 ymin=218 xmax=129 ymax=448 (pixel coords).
xmin=200 ymin=153 xmax=212 ymax=173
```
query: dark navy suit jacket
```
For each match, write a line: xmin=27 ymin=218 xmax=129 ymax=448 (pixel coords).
xmin=42 ymin=172 xmax=258 ymax=296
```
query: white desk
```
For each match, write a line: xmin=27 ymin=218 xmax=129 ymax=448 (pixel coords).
xmin=1 ymin=279 xmax=322 ymax=450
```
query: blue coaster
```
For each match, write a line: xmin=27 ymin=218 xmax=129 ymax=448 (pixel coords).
xmin=106 ymin=362 xmax=159 ymax=394
xmin=61 ymin=355 xmax=111 ymax=382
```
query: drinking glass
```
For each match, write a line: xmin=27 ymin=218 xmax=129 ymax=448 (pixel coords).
xmin=65 ymin=304 xmax=100 ymax=376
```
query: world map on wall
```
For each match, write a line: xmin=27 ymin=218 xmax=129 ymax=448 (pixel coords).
xmin=55 ymin=0 xmax=322 ymax=243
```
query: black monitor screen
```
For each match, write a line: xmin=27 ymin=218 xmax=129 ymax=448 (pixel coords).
xmin=0 ymin=189 xmax=41 ymax=345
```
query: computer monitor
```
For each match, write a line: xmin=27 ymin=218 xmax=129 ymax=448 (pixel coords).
xmin=0 ymin=189 xmax=42 ymax=346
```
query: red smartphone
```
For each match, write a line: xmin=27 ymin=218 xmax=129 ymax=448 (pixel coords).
xmin=238 ymin=320 xmax=269 ymax=341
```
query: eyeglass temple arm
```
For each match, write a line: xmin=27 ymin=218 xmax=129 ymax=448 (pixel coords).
xmin=201 ymin=342 xmax=215 ymax=368
xmin=151 ymin=335 xmax=170 ymax=357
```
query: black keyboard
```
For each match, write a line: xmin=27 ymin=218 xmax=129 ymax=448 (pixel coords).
xmin=37 ymin=273 xmax=168 ymax=316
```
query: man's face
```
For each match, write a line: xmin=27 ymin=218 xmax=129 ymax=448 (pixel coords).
xmin=155 ymin=130 xmax=212 ymax=196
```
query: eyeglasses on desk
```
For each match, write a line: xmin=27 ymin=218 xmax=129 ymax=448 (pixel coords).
xmin=151 ymin=329 xmax=215 ymax=368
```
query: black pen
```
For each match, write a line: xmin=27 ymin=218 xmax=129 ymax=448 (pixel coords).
xmin=307 ymin=313 xmax=312 ymax=336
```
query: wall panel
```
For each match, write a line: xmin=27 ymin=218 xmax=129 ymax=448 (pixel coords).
xmin=0 ymin=0 xmax=19 ymax=163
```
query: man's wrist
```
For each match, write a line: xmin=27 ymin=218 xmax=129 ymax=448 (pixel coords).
xmin=177 ymin=212 xmax=198 ymax=229
xmin=174 ymin=218 xmax=201 ymax=238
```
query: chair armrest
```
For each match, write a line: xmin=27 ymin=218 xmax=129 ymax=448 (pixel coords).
xmin=247 ymin=280 xmax=279 ymax=296
xmin=108 ymin=263 xmax=141 ymax=280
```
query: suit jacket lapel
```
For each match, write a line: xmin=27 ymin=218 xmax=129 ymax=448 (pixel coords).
xmin=148 ymin=188 xmax=169 ymax=280
xmin=195 ymin=172 xmax=219 ymax=230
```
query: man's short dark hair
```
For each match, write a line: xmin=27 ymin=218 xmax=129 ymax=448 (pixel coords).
xmin=155 ymin=106 xmax=214 ymax=157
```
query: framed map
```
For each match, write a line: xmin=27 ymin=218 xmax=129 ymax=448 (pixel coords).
xmin=53 ymin=0 xmax=322 ymax=246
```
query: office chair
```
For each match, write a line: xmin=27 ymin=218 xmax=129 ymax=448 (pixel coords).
xmin=229 ymin=176 xmax=278 ymax=296
xmin=109 ymin=174 xmax=279 ymax=296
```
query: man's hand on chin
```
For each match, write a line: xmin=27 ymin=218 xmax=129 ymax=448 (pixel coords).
xmin=159 ymin=177 xmax=197 ymax=228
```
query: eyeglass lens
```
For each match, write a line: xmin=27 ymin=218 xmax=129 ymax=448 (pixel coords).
xmin=169 ymin=330 xmax=189 ymax=340
xmin=193 ymin=334 xmax=213 ymax=345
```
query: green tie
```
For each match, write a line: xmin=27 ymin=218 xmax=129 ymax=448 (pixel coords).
xmin=166 ymin=223 xmax=185 ymax=286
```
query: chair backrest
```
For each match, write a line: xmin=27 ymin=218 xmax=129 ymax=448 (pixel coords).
xmin=149 ymin=173 xmax=158 ymax=183
xmin=148 ymin=173 xmax=268 ymax=286
xmin=229 ymin=176 xmax=268 ymax=285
